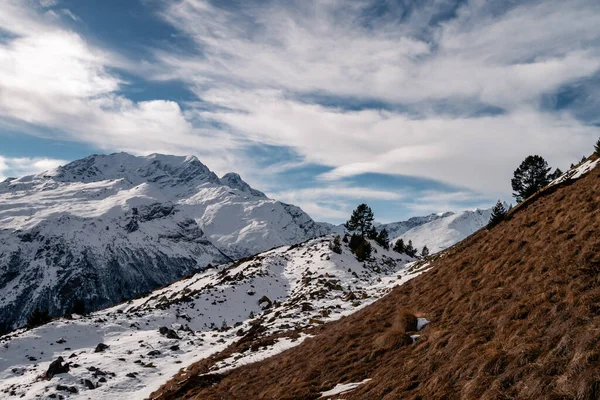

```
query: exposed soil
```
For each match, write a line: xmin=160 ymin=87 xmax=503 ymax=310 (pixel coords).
xmin=151 ymin=157 xmax=600 ymax=400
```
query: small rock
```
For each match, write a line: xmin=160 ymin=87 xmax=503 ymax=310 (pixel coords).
xmin=169 ymin=345 xmax=180 ymax=351
xmin=158 ymin=326 xmax=180 ymax=340
xmin=83 ymin=379 xmax=95 ymax=390
xmin=46 ymin=357 xmax=69 ymax=379
xmin=94 ymin=343 xmax=109 ymax=353
xmin=56 ymin=385 xmax=77 ymax=394
xmin=126 ymin=373 xmax=137 ymax=378
xmin=148 ymin=350 xmax=161 ymax=357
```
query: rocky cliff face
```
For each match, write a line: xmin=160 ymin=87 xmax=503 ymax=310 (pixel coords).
xmin=0 ymin=153 xmax=327 ymax=332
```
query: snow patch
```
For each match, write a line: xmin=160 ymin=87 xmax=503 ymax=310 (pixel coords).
xmin=320 ymin=379 xmax=372 ymax=397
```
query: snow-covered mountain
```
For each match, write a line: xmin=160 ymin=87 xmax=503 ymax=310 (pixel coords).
xmin=0 ymin=236 xmax=424 ymax=400
xmin=0 ymin=153 xmax=327 ymax=333
xmin=393 ymin=208 xmax=494 ymax=254
xmin=377 ymin=212 xmax=455 ymax=238
xmin=320 ymin=212 xmax=455 ymax=237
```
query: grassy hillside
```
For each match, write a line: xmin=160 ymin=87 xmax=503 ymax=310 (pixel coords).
xmin=152 ymin=156 xmax=600 ymax=400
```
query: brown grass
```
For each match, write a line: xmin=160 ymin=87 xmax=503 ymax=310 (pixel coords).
xmin=151 ymin=161 xmax=600 ymax=400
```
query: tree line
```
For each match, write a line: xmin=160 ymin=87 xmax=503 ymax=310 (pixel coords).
xmin=330 ymin=203 xmax=429 ymax=261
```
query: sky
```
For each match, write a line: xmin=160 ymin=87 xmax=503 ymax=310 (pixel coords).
xmin=0 ymin=0 xmax=599 ymax=223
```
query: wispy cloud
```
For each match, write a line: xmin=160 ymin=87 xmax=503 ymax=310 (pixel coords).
xmin=150 ymin=0 xmax=600 ymax=194
xmin=1 ymin=0 xmax=599 ymax=222
xmin=0 ymin=1 xmax=246 ymax=175
xmin=0 ymin=156 xmax=67 ymax=181
xmin=268 ymin=185 xmax=406 ymax=222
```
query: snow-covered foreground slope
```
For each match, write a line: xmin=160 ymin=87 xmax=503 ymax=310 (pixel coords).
xmin=394 ymin=208 xmax=493 ymax=254
xmin=0 ymin=237 xmax=424 ymax=399
xmin=0 ymin=153 xmax=327 ymax=332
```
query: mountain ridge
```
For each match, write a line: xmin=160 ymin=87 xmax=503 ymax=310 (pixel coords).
xmin=0 ymin=152 xmax=327 ymax=332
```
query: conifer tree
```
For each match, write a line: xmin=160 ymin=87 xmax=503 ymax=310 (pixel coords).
xmin=354 ymin=239 xmax=372 ymax=261
xmin=367 ymin=226 xmax=378 ymax=240
xmin=330 ymin=235 xmax=342 ymax=254
xmin=26 ymin=307 xmax=51 ymax=329
xmin=393 ymin=238 xmax=405 ymax=254
xmin=421 ymin=245 xmax=430 ymax=258
xmin=549 ymin=168 xmax=563 ymax=181
xmin=376 ymin=229 xmax=389 ymax=249
xmin=595 ymin=137 xmax=600 ymax=155
xmin=511 ymin=155 xmax=552 ymax=202
xmin=488 ymin=200 xmax=507 ymax=229
xmin=344 ymin=204 xmax=375 ymax=238
xmin=405 ymin=240 xmax=417 ymax=258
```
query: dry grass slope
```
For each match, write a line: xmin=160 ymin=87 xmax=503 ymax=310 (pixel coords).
xmin=152 ymin=158 xmax=600 ymax=400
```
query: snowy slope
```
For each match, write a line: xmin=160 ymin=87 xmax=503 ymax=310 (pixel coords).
xmin=0 ymin=236 xmax=424 ymax=400
xmin=377 ymin=212 xmax=454 ymax=238
xmin=0 ymin=153 xmax=327 ymax=332
xmin=393 ymin=208 xmax=493 ymax=254
xmin=319 ymin=212 xmax=455 ymax=238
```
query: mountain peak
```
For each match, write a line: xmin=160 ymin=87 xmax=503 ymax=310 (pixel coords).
xmin=220 ymin=172 xmax=267 ymax=198
xmin=47 ymin=152 xmax=220 ymax=187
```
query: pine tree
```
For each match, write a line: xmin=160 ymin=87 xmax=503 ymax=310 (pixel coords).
xmin=344 ymin=204 xmax=375 ymax=238
xmin=487 ymin=200 xmax=507 ymax=229
xmin=26 ymin=307 xmax=51 ymax=329
xmin=367 ymin=226 xmax=378 ymax=240
xmin=421 ymin=245 xmax=430 ymax=258
xmin=595 ymin=137 xmax=600 ymax=155
xmin=70 ymin=298 xmax=86 ymax=315
xmin=549 ymin=168 xmax=563 ymax=181
xmin=405 ymin=240 xmax=417 ymax=258
xmin=354 ymin=239 xmax=372 ymax=261
xmin=393 ymin=238 xmax=405 ymax=254
xmin=375 ymin=229 xmax=389 ymax=249
xmin=511 ymin=155 xmax=552 ymax=202
xmin=330 ymin=235 xmax=342 ymax=254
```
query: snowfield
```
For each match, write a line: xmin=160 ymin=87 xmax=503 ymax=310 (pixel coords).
xmin=0 ymin=236 xmax=427 ymax=399
xmin=392 ymin=208 xmax=494 ymax=254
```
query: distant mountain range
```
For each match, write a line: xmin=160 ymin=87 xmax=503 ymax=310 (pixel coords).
xmin=323 ymin=208 xmax=495 ymax=255
xmin=391 ymin=208 xmax=496 ymax=254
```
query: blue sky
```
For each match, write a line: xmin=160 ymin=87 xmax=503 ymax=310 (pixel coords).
xmin=1 ymin=0 xmax=599 ymax=223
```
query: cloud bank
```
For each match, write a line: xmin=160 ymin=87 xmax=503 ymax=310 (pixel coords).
xmin=1 ymin=0 xmax=600 ymax=221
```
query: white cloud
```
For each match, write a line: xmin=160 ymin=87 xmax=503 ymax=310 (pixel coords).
xmin=38 ymin=0 xmax=59 ymax=8
xmin=198 ymin=89 xmax=593 ymax=194
xmin=0 ymin=156 xmax=67 ymax=181
xmin=149 ymin=0 xmax=600 ymax=196
xmin=267 ymin=185 xmax=406 ymax=222
xmin=1 ymin=0 xmax=600 ymax=221
xmin=156 ymin=0 xmax=600 ymax=108
xmin=0 ymin=2 xmax=258 ymax=179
